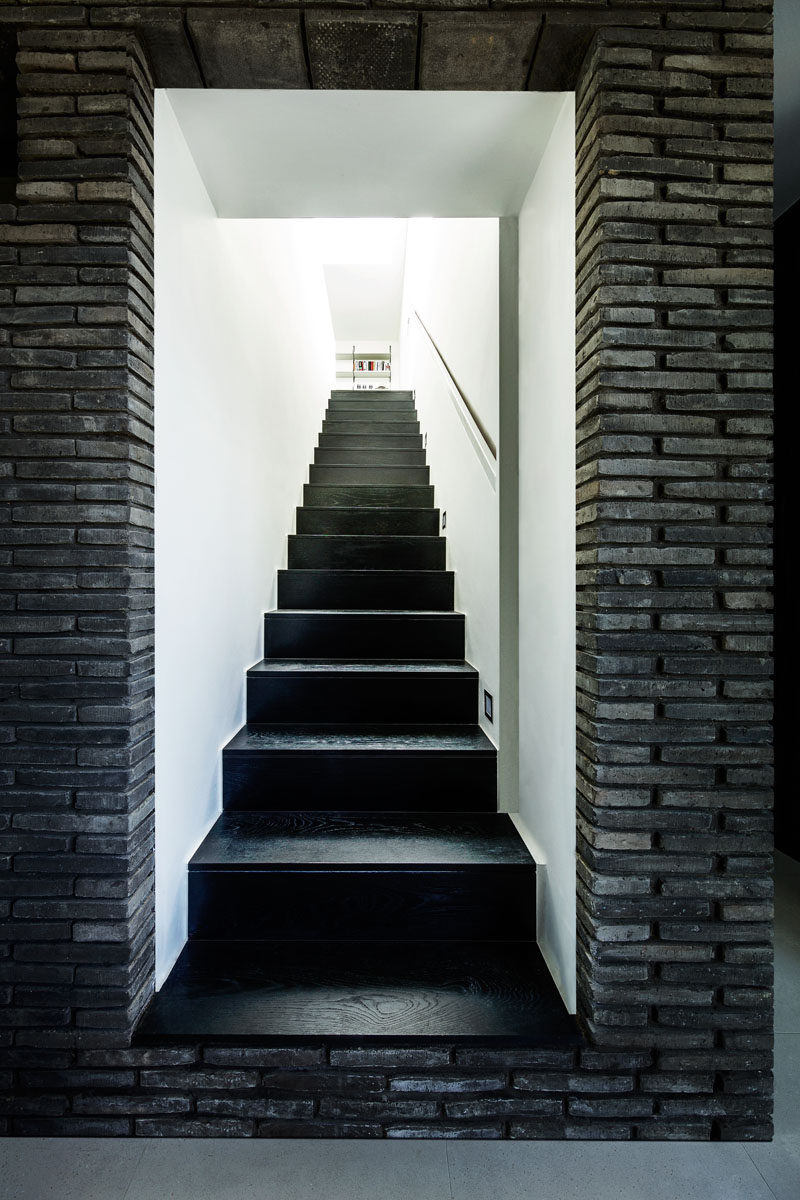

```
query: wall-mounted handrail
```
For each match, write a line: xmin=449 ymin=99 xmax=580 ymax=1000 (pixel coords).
xmin=411 ymin=311 xmax=498 ymax=487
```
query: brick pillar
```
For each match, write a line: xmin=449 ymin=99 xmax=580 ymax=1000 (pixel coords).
xmin=0 ymin=24 xmax=155 ymax=1049
xmin=574 ymin=20 xmax=773 ymax=1137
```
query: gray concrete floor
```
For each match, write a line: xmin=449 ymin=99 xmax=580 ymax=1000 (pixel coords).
xmin=3 ymin=853 xmax=798 ymax=1200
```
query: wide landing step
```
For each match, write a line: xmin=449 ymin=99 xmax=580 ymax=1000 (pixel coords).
xmin=135 ymin=941 xmax=580 ymax=1045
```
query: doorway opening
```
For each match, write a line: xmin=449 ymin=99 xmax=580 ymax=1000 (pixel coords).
xmin=152 ymin=88 xmax=577 ymax=1019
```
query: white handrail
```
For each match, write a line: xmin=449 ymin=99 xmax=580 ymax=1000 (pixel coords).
xmin=410 ymin=311 xmax=498 ymax=489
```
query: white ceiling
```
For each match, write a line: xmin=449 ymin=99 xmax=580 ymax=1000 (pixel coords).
xmin=166 ymin=89 xmax=566 ymax=218
xmin=319 ymin=220 xmax=407 ymax=341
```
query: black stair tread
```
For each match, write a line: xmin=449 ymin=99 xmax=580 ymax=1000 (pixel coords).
xmin=247 ymin=659 xmax=476 ymax=676
xmin=135 ymin=941 xmax=580 ymax=1045
xmin=315 ymin=440 xmax=422 ymax=447
xmin=287 ymin=537 xmax=443 ymax=547
xmin=225 ymin=722 xmax=493 ymax=753
xmin=299 ymin=508 xmax=434 ymax=513
xmin=189 ymin=812 xmax=532 ymax=869
xmin=298 ymin=507 xmax=437 ymax=521
xmin=289 ymin=534 xmax=441 ymax=540
xmin=279 ymin=570 xmax=452 ymax=580
xmin=268 ymin=609 xmax=462 ymax=616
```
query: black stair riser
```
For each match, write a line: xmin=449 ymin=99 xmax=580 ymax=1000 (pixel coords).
xmin=246 ymin=671 xmax=478 ymax=723
xmin=324 ymin=410 xmax=418 ymax=424
xmin=296 ymin=508 xmax=440 ymax=535
xmin=322 ymin=420 xmax=420 ymax=435
xmin=264 ymin=611 xmax=464 ymax=659
xmin=331 ymin=390 xmax=413 ymax=400
xmin=318 ymin=435 xmax=423 ymax=450
xmin=277 ymin=570 xmax=454 ymax=611
xmin=223 ymin=751 xmax=495 ymax=811
xmin=188 ymin=869 xmax=535 ymax=941
xmin=328 ymin=401 xmax=416 ymax=414
xmin=303 ymin=485 xmax=434 ymax=508
xmin=287 ymin=535 xmax=445 ymax=570
xmin=314 ymin=449 xmax=427 ymax=467
xmin=310 ymin=466 xmax=430 ymax=485
xmin=329 ymin=391 xmax=413 ymax=401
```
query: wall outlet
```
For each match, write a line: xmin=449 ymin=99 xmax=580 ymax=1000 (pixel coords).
xmin=484 ymin=690 xmax=493 ymax=722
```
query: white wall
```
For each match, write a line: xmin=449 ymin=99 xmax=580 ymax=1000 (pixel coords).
xmin=399 ymin=219 xmax=499 ymax=742
xmin=401 ymin=219 xmax=499 ymax=445
xmin=154 ymin=93 xmax=334 ymax=986
xmin=517 ymin=94 xmax=576 ymax=1011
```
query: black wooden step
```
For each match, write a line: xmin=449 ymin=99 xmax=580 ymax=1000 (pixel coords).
xmin=314 ymin=448 xmax=427 ymax=467
xmin=328 ymin=399 xmax=416 ymax=414
xmin=135 ymin=940 xmax=581 ymax=1045
xmin=296 ymin=507 xmax=439 ymax=535
xmin=263 ymin=610 xmax=464 ymax=659
xmin=318 ymin=433 xmax=423 ymax=450
xmin=278 ymin=569 xmax=454 ymax=610
xmin=246 ymin=660 xmax=478 ymax=723
xmin=303 ymin=484 xmax=434 ymax=509
xmin=310 ymin=465 xmax=430 ymax=486
xmin=287 ymin=534 xmax=445 ymax=570
xmin=222 ymin=721 xmax=494 ymax=810
xmin=324 ymin=412 xmax=418 ymax=427
xmin=192 ymin=811 xmax=522 ymax=866
xmin=322 ymin=422 xmax=420 ymax=438
xmin=330 ymin=389 xmax=414 ymax=402
xmin=188 ymin=811 xmax=533 ymax=940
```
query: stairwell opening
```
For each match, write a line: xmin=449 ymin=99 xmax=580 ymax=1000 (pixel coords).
xmin=151 ymin=89 xmax=578 ymax=1032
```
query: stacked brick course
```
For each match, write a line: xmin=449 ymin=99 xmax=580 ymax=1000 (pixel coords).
xmin=573 ymin=12 xmax=774 ymax=1140
xmin=0 ymin=13 xmax=156 ymax=1053
xmin=1 ymin=1 xmax=774 ymax=1139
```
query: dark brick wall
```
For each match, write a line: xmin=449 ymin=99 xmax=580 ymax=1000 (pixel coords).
xmin=774 ymin=196 xmax=797 ymax=861
xmin=0 ymin=17 xmax=156 ymax=1053
xmin=1 ymin=1 xmax=774 ymax=1140
xmin=573 ymin=12 xmax=774 ymax=1139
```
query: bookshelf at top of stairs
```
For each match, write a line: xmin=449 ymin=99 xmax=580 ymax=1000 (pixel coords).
xmin=336 ymin=346 xmax=392 ymax=389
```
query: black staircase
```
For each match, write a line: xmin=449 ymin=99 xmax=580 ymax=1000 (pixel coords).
xmin=138 ymin=390 xmax=577 ymax=1045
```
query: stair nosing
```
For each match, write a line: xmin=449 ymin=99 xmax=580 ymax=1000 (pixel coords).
xmin=223 ymin=723 xmax=494 ymax=753
xmin=278 ymin=569 xmax=453 ymax=575
xmin=265 ymin=609 xmax=463 ymax=616
xmin=247 ymin=660 xmax=477 ymax=674
xmin=287 ymin=537 xmax=443 ymax=547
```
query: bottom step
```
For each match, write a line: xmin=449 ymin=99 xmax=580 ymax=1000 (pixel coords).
xmin=135 ymin=941 xmax=580 ymax=1046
